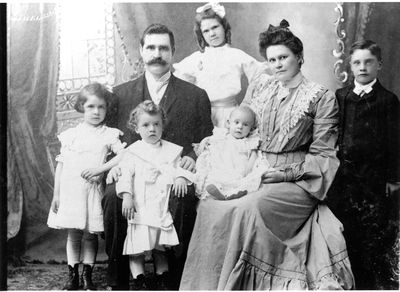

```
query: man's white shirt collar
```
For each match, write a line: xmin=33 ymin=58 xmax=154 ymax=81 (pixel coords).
xmin=145 ymin=71 xmax=171 ymax=105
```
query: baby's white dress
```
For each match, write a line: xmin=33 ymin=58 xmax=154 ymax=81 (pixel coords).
xmin=195 ymin=128 xmax=271 ymax=199
xmin=116 ymin=139 xmax=194 ymax=255
xmin=47 ymin=123 xmax=125 ymax=233
xmin=174 ymin=44 xmax=263 ymax=128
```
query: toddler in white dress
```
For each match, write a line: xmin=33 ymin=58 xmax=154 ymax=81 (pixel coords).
xmin=115 ymin=100 xmax=194 ymax=289
xmin=47 ymin=83 xmax=126 ymax=290
xmin=195 ymin=105 xmax=273 ymax=200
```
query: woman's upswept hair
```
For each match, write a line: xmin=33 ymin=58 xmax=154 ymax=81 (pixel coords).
xmin=259 ymin=19 xmax=304 ymax=66
xmin=74 ymin=82 xmax=115 ymax=123
xmin=194 ymin=9 xmax=231 ymax=52
xmin=127 ymin=100 xmax=166 ymax=132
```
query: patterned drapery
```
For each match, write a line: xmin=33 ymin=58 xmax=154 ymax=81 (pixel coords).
xmin=7 ymin=3 xmax=59 ymax=257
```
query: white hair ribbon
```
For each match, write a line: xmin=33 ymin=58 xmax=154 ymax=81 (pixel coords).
xmin=196 ymin=2 xmax=226 ymax=18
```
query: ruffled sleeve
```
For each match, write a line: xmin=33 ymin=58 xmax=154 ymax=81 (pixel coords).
xmin=294 ymin=90 xmax=340 ymax=201
xmin=245 ymin=131 xmax=261 ymax=151
xmin=173 ymin=51 xmax=201 ymax=84
xmin=239 ymin=51 xmax=265 ymax=84
xmin=55 ymin=127 xmax=76 ymax=163
xmin=115 ymin=151 xmax=135 ymax=199
xmin=106 ymin=127 xmax=126 ymax=154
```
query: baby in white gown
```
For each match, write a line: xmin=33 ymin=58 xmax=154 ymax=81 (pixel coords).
xmin=194 ymin=106 xmax=273 ymax=200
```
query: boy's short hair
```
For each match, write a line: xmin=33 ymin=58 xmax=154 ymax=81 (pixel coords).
xmin=127 ymin=100 xmax=166 ymax=132
xmin=349 ymin=40 xmax=382 ymax=62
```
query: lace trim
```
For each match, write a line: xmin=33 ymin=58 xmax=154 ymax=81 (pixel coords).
xmin=247 ymin=76 xmax=325 ymax=143
xmin=279 ymin=78 xmax=324 ymax=142
xmin=246 ymin=75 xmax=277 ymax=135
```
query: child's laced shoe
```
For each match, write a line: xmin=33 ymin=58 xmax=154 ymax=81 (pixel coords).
xmin=81 ymin=264 xmax=96 ymax=290
xmin=155 ymin=271 xmax=170 ymax=290
xmin=63 ymin=264 xmax=79 ymax=290
xmin=130 ymin=274 xmax=147 ymax=290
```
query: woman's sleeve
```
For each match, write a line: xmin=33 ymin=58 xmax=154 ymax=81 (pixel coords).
xmin=173 ymin=52 xmax=199 ymax=84
xmin=294 ymin=90 xmax=340 ymax=201
xmin=115 ymin=152 xmax=135 ymax=199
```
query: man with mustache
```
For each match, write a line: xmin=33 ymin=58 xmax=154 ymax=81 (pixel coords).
xmin=102 ymin=23 xmax=213 ymax=290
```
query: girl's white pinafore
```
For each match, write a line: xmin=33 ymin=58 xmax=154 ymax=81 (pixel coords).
xmin=174 ymin=44 xmax=264 ymax=128
xmin=47 ymin=123 xmax=125 ymax=233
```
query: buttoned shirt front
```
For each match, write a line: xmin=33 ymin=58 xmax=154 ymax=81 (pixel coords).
xmin=145 ymin=71 xmax=171 ymax=105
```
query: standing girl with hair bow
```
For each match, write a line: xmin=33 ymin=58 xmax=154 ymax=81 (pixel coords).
xmin=174 ymin=2 xmax=264 ymax=128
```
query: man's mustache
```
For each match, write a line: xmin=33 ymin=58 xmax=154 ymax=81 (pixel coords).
xmin=146 ymin=57 xmax=168 ymax=66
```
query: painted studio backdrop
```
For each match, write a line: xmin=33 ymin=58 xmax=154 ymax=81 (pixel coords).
xmin=7 ymin=2 xmax=400 ymax=262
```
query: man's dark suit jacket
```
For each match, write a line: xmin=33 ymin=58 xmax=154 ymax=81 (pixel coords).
xmin=108 ymin=73 xmax=213 ymax=159
xmin=104 ymin=72 xmax=213 ymax=289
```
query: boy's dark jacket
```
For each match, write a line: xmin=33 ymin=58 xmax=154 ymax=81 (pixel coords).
xmin=335 ymin=80 xmax=400 ymax=183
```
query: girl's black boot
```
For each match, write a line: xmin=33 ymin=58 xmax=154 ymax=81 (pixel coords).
xmin=81 ymin=264 xmax=96 ymax=290
xmin=63 ymin=264 xmax=80 ymax=290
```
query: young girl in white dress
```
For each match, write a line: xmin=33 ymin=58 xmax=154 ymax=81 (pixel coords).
xmin=173 ymin=2 xmax=264 ymax=128
xmin=115 ymin=100 xmax=194 ymax=289
xmin=195 ymin=105 xmax=273 ymax=200
xmin=47 ymin=83 xmax=126 ymax=290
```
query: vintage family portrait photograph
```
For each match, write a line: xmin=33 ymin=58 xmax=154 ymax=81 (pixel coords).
xmin=3 ymin=1 xmax=400 ymax=290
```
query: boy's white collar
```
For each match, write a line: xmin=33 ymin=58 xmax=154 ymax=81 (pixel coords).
xmin=353 ymin=79 xmax=377 ymax=95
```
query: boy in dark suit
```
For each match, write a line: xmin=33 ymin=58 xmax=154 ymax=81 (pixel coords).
xmin=102 ymin=23 xmax=213 ymax=290
xmin=328 ymin=40 xmax=400 ymax=289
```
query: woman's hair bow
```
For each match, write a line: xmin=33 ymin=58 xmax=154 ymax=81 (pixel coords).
xmin=196 ymin=2 xmax=226 ymax=18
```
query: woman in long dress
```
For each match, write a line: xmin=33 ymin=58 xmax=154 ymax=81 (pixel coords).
xmin=173 ymin=2 xmax=263 ymax=128
xmin=180 ymin=20 xmax=354 ymax=290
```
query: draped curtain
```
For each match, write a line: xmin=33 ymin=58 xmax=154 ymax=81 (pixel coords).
xmin=7 ymin=3 xmax=59 ymax=257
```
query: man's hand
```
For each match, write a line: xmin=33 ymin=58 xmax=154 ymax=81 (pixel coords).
xmin=180 ymin=156 xmax=196 ymax=173
xmin=122 ymin=193 xmax=135 ymax=220
xmin=173 ymin=177 xmax=188 ymax=198
xmin=262 ymin=170 xmax=285 ymax=184
xmin=106 ymin=166 xmax=122 ymax=184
